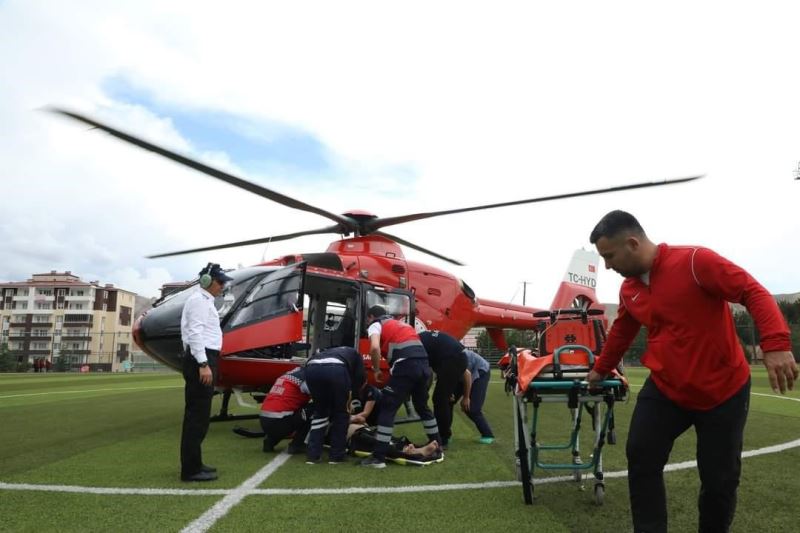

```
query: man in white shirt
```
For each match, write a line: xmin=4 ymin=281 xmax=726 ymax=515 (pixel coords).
xmin=179 ymin=263 xmax=233 ymax=482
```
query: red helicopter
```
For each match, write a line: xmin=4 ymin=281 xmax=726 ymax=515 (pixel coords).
xmin=50 ymin=108 xmax=699 ymax=417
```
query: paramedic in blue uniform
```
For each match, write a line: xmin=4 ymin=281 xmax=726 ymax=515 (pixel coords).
xmin=455 ymin=349 xmax=495 ymax=444
xmin=360 ymin=305 xmax=441 ymax=468
xmin=305 ymin=346 xmax=365 ymax=464
xmin=350 ymin=383 xmax=382 ymax=427
xmin=419 ymin=330 xmax=469 ymax=448
xmin=179 ymin=263 xmax=232 ymax=482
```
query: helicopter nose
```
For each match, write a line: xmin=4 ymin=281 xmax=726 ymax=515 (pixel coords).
xmin=133 ymin=313 xmax=183 ymax=371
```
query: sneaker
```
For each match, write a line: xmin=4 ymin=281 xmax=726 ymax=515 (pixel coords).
xmin=328 ymin=456 xmax=349 ymax=465
xmin=359 ymin=456 xmax=386 ymax=469
xmin=305 ymin=457 xmax=322 ymax=465
xmin=479 ymin=436 xmax=495 ymax=444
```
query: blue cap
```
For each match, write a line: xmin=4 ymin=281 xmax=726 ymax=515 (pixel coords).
xmin=205 ymin=263 xmax=234 ymax=283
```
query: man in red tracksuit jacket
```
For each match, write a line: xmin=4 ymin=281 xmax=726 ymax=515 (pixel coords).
xmin=586 ymin=210 xmax=797 ymax=533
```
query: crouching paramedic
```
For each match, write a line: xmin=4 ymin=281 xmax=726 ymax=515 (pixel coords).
xmin=260 ymin=367 xmax=312 ymax=454
xmin=419 ymin=330 xmax=468 ymax=448
xmin=360 ymin=305 xmax=441 ymax=468
xmin=305 ymin=346 xmax=365 ymax=464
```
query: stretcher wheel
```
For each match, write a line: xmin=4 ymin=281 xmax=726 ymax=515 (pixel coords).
xmin=607 ymin=429 xmax=617 ymax=445
xmin=593 ymin=483 xmax=605 ymax=506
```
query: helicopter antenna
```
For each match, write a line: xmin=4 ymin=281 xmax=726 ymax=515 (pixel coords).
xmin=261 ymin=236 xmax=273 ymax=262
xmin=794 ymin=161 xmax=800 ymax=180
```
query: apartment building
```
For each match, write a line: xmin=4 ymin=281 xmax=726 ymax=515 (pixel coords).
xmin=0 ymin=271 xmax=137 ymax=372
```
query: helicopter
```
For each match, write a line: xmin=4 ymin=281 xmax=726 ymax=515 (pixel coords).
xmin=49 ymin=108 xmax=699 ymax=416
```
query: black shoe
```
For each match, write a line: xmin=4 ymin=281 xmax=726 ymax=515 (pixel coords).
xmin=305 ymin=457 xmax=322 ymax=465
xmin=181 ymin=471 xmax=218 ymax=482
xmin=263 ymin=441 xmax=275 ymax=453
xmin=201 ymin=464 xmax=217 ymax=473
xmin=287 ymin=443 xmax=306 ymax=455
xmin=328 ymin=456 xmax=348 ymax=464
xmin=359 ymin=456 xmax=386 ymax=469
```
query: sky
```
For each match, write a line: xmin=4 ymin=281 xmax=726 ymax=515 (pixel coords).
xmin=1 ymin=1 xmax=798 ymax=307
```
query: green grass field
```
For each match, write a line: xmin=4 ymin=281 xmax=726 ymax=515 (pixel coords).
xmin=1 ymin=368 xmax=798 ymax=532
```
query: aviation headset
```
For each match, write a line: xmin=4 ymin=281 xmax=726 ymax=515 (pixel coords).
xmin=199 ymin=263 xmax=217 ymax=289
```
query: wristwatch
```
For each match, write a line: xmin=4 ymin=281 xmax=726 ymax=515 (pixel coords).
xmin=198 ymin=361 xmax=209 ymax=368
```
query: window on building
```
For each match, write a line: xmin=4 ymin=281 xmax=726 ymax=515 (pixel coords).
xmin=119 ymin=305 xmax=132 ymax=326
xmin=32 ymin=342 xmax=48 ymax=350
xmin=17 ymin=302 xmax=28 ymax=310
xmin=35 ymin=302 xmax=52 ymax=310
xmin=37 ymin=289 xmax=53 ymax=296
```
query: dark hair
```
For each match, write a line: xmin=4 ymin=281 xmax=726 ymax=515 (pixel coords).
xmin=589 ymin=210 xmax=645 ymax=244
xmin=367 ymin=305 xmax=386 ymax=318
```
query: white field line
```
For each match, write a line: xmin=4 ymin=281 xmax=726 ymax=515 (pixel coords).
xmin=0 ymin=385 xmax=182 ymax=399
xmin=3 ymin=437 xmax=800 ymax=499
xmin=180 ymin=451 xmax=291 ymax=533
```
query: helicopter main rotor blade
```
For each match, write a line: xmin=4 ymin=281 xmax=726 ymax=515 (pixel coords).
xmin=375 ymin=231 xmax=465 ymax=266
xmin=147 ymin=225 xmax=343 ymax=258
xmin=365 ymin=175 xmax=703 ymax=232
xmin=46 ymin=107 xmax=355 ymax=229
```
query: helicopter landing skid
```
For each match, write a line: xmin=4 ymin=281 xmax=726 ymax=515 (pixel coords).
xmin=210 ymin=389 xmax=261 ymax=422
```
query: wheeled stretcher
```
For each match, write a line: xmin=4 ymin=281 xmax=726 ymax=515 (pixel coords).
xmin=504 ymin=310 xmax=628 ymax=505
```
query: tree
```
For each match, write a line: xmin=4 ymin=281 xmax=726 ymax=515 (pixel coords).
xmin=0 ymin=343 xmax=15 ymax=372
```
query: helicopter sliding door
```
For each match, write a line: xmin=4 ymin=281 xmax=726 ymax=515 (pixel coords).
xmin=221 ymin=262 xmax=306 ymax=358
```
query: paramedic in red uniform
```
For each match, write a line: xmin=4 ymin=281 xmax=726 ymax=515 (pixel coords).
xmin=359 ymin=305 xmax=441 ymax=468
xmin=586 ymin=210 xmax=797 ymax=533
xmin=260 ymin=367 xmax=312 ymax=454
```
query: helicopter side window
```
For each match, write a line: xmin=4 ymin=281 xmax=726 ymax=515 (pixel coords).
xmin=363 ymin=289 xmax=413 ymax=334
xmin=227 ymin=265 xmax=304 ymax=330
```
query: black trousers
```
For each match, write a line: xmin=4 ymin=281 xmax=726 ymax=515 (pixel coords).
xmin=180 ymin=349 xmax=218 ymax=478
xmin=374 ymin=358 xmax=440 ymax=461
xmin=305 ymin=363 xmax=351 ymax=461
xmin=627 ymin=377 xmax=750 ymax=533
xmin=260 ymin=407 xmax=312 ymax=450
xmin=432 ymin=352 xmax=467 ymax=443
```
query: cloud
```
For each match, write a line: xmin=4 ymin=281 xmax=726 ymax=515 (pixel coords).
xmin=2 ymin=0 xmax=799 ymax=307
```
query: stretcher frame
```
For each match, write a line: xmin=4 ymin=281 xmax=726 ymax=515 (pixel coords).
xmin=512 ymin=344 xmax=626 ymax=505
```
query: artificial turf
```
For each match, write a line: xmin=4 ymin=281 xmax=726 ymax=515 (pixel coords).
xmin=1 ymin=368 xmax=798 ymax=532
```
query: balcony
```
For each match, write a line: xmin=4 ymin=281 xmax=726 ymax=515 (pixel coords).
xmin=61 ymin=335 xmax=91 ymax=341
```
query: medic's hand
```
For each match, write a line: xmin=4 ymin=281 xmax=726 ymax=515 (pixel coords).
xmin=586 ymin=369 xmax=605 ymax=390
xmin=460 ymin=397 xmax=471 ymax=414
xmin=199 ymin=365 xmax=213 ymax=386
xmin=762 ymin=351 xmax=799 ymax=394
xmin=374 ymin=369 xmax=383 ymax=384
